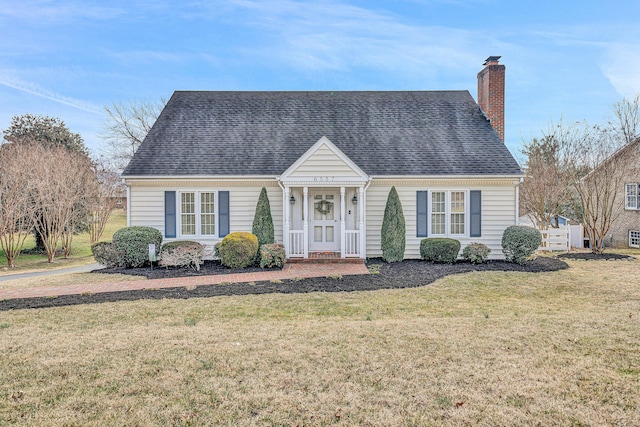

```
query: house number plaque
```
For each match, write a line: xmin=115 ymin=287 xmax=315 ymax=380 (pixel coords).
xmin=313 ymin=176 xmax=335 ymax=182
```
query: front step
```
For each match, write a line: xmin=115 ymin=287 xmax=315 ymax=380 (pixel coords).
xmin=287 ymin=253 xmax=365 ymax=264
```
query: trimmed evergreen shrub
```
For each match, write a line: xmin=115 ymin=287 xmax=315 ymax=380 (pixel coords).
xmin=462 ymin=242 xmax=491 ymax=264
xmin=112 ymin=226 xmax=163 ymax=268
xmin=219 ymin=231 xmax=259 ymax=268
xmin=420 ymin=238 xmax=461 ymax=264
xmin=381 ymin=186 xmax=406 ymax=262
xmin=159 ymin=241 xmax=205 ymax=271
xmin=502 ymin=225 xmax=542 ymax=264
xmin=213 ymin=242 xmax=221 ymax=259
xmin=91 ymin=241 xmax=120 ymax=268
xmin=252 ymin=187 xmax=275 ymax=247
xmin=259 ymin=243 xmax=286 ymax=269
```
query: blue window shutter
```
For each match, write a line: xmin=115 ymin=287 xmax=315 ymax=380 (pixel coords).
xmin=219 ymin=191 xmax=230 ymax=237
xmin=417 ymin=191 xmax=428 ymax=237
xmin=164 ymin=191 xmax=176 ymax=238
xmin=470 ymin=190 xmax=482 ymax=237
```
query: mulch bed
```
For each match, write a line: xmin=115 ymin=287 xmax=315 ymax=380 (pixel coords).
xmin=1 ymin=257 xmax=568 ymax=311
xmin=556 ymin=252 xmax=636 ymax=261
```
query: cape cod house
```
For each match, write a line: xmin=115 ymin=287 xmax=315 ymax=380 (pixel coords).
xmin=122 ymin=57 xmax=523 ymax=260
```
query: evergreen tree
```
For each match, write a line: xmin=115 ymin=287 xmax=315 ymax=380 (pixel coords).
xmin=381 ymin=186 xmax=406 ymax=262
xmin=252 ymin=187 xmax=274 ymax=247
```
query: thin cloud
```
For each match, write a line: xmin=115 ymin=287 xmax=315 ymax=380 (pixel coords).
xmin=0 ymin=75 xmax=101 ymax=114
xmin=601 ymin=44 xmax=640 ymax=97
xmin=209 ymin=0 xmax=502 ymax=75
xmin=0 ymin=0 xmax=124 ymax=22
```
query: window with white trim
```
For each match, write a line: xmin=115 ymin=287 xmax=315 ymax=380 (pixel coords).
xmin=629 ymin=230 xmax=640 ymax=248
xmin=179 ymin=191 xmax=217 ymax=237
xmin=429 ymin=190 xmax=467 ymax=236
xmin=626 ymin=183 xmax=639 ymax=210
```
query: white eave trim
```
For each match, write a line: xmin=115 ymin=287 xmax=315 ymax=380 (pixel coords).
xmin=122 ymin=175 xmax=279 ymax=180
xmin=369 ymin=174 xmax=524 ymax=180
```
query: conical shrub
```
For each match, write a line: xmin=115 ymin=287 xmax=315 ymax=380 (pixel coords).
xmin=381 ymin=186 xmax=406 ymax=262
xmin=252 ymin=187 xmax=275 ymax=247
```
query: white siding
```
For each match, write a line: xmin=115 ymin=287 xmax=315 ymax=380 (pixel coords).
xmin=288 ymin=145 xmax=361 ymax=178
xmin=128 ymin=180 xmax=283 ymax=250
xmin=365 ymin=180 xmax=518 ymax=259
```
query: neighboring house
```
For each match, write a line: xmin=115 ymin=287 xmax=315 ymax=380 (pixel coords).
xmin=122 ymin=57 xmax=523 ymax=259
xmin=607 ymin=138 xmax=640 ymax=248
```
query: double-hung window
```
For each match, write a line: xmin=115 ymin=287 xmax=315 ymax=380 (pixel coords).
xmin=179 ymin=191 xmax=217 ymax=237
xmin=429 ymin=190 xmax=466 ymax=236
xmin=626 ymin=183 xmax=639 ymax=210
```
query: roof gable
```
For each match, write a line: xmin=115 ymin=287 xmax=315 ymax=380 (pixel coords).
xmin=280 ymin=136 xmax=369 ymax=183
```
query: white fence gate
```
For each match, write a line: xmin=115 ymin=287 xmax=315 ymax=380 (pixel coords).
xmin=539 ymin=226 xmax=570 ymax=251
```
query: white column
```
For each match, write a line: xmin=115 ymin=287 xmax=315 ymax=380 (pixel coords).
xmin=284 ymin=186 xmax=290 ymax=257
xmin=340 ymin=186 xmax=346 ymax=258
xmin=359 ymin=186 xmax=365 ymax=258
xmin=303 ymin=187 xmax=309 ymax=258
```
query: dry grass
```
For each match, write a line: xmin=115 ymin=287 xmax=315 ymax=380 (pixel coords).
xmin=1 ymin=259 xmax=639 ymax=426
xmin=0 ymin=272 xmax=144 ymax=291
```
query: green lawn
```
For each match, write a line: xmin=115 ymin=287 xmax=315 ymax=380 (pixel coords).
xmin=0 ymin=258 xmax=639 ymax=426
xmin=0 ymin=210 xmax=127 ymax=274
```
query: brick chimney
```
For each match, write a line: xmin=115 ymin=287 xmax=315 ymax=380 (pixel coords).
xmin=477 ymin=56 xmax=505 ymax=142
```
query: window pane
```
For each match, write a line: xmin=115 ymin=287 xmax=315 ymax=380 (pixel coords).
xmin=431 ymin=192 xmax=445 ymax=235
xmin=450 ymin=191 xmax=465 ymax=234
xmin=201 ymin=192 xmax=216 ymax=235
xmin=181 ymin=192 xmax=196 ymax=235
xmin=627 ymin=184 xmax=638 ymax=209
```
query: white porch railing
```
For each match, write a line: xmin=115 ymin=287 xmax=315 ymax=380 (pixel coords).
xmin=344 ymin=230 xmax=360 ymax=257
xmin=289 ymin=230 xmax=305 ymax=257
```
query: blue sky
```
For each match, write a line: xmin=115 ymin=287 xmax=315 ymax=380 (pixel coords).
xmin=2 ymin=0 xmax=639 ymax=159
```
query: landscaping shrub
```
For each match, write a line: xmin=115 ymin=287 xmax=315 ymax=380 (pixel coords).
xmin=462 ymin=242 xmax=491 ymax=264
xmin=420 ymin=238 xmax=461 ymax=264
xmin=218 ymin=231 xmax=259 ymax=268
xmin=259 ymin=243 xmax=286 ymax=268
xmin=381 ymin=186 xmax=406 ymax=262
xmin=502 ymin=225 xmax=542 ymax=264
xmin=112 ymin=226 xmax=163 ymax=268
xmin=91 ymin=241 xmax=120 ymax=268
xmin=252 ymin=187 xmax=275 ymax=247
xmin=159 ymin=241 xmax=205 ymax=271
xmin=213 ymin=242 xmax=221 ymax=259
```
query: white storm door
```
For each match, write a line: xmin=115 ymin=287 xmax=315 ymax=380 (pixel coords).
xmin=309 ymin=192 xmax=340 ymax=252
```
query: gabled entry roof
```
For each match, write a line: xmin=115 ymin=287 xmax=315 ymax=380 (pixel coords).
xmin=279 ymin=136 xmax=369 ymax=184
xmin=122 ymin=90 xmax=522 ymax=177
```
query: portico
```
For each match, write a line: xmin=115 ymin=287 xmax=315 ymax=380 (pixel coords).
xmin=278 ymin=137 xmax=370 ymax=259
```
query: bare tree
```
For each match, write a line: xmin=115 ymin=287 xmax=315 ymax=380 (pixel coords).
xmin=29 ymin=144 xmax=95 ymax=262
xmin=3 ymin=114 xmax=91 ymax=252
xmin=0 ymin=143 xmax=36 ymax=267
xmin=520 ymin=126 xmax=574 ymax=229
xmin=610 ymin=94 xmax=640 ymax=144
xmin=101 ymin=99 xmax=165 ymax=171
xmin=86 ymin=163 xmax=125 ymax=244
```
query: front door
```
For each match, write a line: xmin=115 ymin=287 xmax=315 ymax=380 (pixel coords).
xmin=309 ymin=191 xmax=340 ymax=252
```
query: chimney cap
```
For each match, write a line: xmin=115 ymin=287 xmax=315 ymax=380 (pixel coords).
xmin=483 ymin=56 xmax=501 ymax=66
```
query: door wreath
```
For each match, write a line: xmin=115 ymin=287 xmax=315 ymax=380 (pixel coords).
xmin=315 ymin=199 xmax=333 ymax=215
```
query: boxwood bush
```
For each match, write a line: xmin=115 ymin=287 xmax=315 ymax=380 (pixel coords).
xmin=219 ymin=232 xmax=259 ymax=268
xmin=91 ymin=241 xmax=120 ymax=268
xmin=259 ymin=243 xmax=286 ymax=269
xmin=462 ymin=242 xmax=491 ymax=264
xmin=420 ymin=238 xmax=461 ymax=264
xmin=502 ymin=225 xmax=542 ymax=264
xmin=112 ymin=226 xmax=163 ymax=268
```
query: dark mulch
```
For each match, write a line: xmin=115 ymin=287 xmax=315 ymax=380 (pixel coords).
xmin=556 ymin=252 xmax=636 ymax=261
xmin=98 ymin=260 xmax=270 ymax=280
xmin=0 ymin=257 xmax=568 ymax=311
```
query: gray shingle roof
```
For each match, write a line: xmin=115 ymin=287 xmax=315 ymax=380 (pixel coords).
xmin=122 ymin=90 xmax=522 ymax=177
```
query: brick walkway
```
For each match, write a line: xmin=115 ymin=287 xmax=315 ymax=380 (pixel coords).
xmin=0 ymin=262 xmax=369 ymax=300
